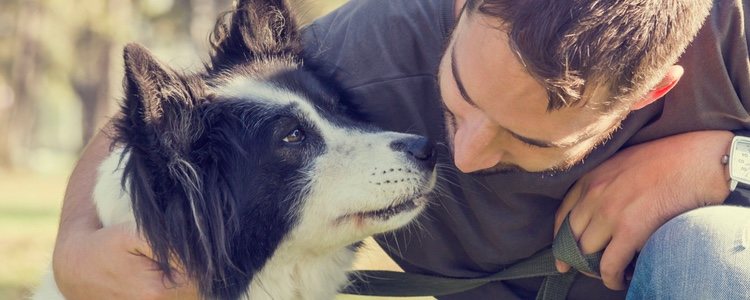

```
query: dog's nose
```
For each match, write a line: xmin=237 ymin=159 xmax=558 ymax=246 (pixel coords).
xmin=390 ymin=136 xmax=436 ymax=170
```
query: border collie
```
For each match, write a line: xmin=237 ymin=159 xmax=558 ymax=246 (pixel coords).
xmin=34 ymin=0 xmax=437 ymax=299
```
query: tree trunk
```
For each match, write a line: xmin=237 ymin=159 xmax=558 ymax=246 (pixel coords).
xmin=0 ymin=0 xmax=42 ymax=169
xmin=72 ymin=0 xmax=129 ymax=146
xmin=73 ymin=27 xmax=113 ymax=146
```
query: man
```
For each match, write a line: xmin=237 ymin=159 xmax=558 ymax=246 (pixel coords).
xmin=52 ymin=0 xmax=750 ymax=299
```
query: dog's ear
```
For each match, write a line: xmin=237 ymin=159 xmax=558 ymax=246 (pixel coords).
xmin=120 ymin=43 xmax=204 ymax=154
xmin=209 ymin=0 xmax=301 ymax=70
xmin=122 ymin=43 xmax=194 ymax=126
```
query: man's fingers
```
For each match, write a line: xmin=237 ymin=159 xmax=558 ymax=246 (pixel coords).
xmin=577 ymin=214 xmax=613 ymax=255
xmin=576 ymin=222 xmax=611 ymax=279
xmin=112 ymin=222 xmax=200 ymax=298
xmin=599 ymin=234 xmax=638 ymax=290
xmin=555 ymin=259 xmax=571 ymax=273
xmin=555 ymin=186 xmax=594 ymax=274
xmin=108 ymin=222 xmax=154 ymax=258
xmin=555 ymin=182 xmax=585 ymax=234
xmin=557 ymin=218 xmax=611 ymax=276
xmin=168 ymin=271 xmax=199 ymax=297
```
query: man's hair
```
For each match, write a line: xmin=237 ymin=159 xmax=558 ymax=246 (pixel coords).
xmin=465 ymin=0 xmax=713 ymax=111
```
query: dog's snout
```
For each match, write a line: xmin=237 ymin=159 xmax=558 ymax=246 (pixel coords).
xmin=406 ymin=138 xmax=434 ymax=160
xmin=390 ymin=137 xmax=436 ymax=170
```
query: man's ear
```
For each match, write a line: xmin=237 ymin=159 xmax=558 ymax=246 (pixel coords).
xmin=630 ymin=65 xmax=684 ymax=110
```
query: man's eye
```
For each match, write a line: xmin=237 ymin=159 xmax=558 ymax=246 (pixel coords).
xmin=520 ymin=140 xmax=543 ymax=149
xmin=282 ymin=128 xmax=305 ymax=143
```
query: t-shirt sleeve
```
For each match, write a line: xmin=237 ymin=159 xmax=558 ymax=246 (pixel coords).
xmin=629 ymin=0 xmax=750 ymax=144
xmin=300 ymin=0 xmax=452 ymax=90
xmin=299 ymin=0 xmax=453 ymax=140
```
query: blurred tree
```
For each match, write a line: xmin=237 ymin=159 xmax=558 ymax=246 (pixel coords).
xmin=72 ymin=0 xmax=137 ymax=145
xmin=73 ymin=25 xmax=114 ymax=144
xmin=190 ymin=0 xmax=233 ymax=51
xmin=1 ymin=0 xmax=42 ymax=168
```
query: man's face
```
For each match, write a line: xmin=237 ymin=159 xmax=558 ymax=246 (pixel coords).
xmin=437 ymin=11 xmax=627 ymax=174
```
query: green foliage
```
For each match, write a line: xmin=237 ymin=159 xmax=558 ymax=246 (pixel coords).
xmin=0 ymin=172 xmax=65 ymax=299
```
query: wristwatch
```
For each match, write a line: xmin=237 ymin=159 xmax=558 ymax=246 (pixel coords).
xmin=728 ymin=135 xmax=750 ymax=190
xmin=726 ymin=132 xmax=750 ymax=205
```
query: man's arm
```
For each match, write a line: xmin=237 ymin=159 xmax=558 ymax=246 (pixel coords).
xmin=55 ymin=125 xmax=110 ymax=244
xmin=52 ymin=125 xmax=197 ymax=300
xmin=554 ymin=130 xmax=733 ymax=290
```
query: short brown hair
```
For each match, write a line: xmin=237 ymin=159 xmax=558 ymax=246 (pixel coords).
xmin=466 ymin=0 xmax=713 ymax=111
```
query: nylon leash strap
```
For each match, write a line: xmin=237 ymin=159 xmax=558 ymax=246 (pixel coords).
xmin=342 ymin=215 xmax=602 ymax=299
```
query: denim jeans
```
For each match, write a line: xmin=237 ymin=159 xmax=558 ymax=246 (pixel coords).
xmin=626 ymin=206 xmax=750 ymax=300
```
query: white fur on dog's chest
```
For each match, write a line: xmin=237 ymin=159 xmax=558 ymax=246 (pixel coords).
xmin=94 ymin=149 xmax=135 ymax=227
xmin=247 ymin=247 xmax=356 ymax=299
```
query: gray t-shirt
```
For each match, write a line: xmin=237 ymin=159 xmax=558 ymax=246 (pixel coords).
xmin=302 ymin=0 xmax=750 ymax=299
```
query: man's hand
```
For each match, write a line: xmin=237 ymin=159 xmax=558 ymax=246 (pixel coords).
xmin=554 ymin=130 xmax=733 ymax=290
xmin=52 ymin=222 xmax=198 ymax=300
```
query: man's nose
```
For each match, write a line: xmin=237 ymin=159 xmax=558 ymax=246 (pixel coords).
xmin=452 ymin=122 xmax=502 ymax=173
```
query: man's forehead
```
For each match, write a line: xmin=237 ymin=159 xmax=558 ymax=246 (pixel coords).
xmin=457 ymin=8 xmax=621 ymax=110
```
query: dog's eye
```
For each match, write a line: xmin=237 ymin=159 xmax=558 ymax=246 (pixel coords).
xmin=283 ymin=128 xmax=305 ymax=143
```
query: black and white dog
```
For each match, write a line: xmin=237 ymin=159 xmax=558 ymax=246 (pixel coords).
xmin=34 ymin=0 xmax=436 ymax=299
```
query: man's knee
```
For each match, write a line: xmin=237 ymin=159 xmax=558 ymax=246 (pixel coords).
xmin=648 ymin=205 xmax=750 ymax=253
xmin=627 ymin=206 xmax=750 ymax=300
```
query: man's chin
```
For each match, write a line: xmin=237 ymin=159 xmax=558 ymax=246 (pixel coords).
xmin=467 ymin=163 xmax=530 ymax=175
xmin=466 ymin=159 xmax=579 ymax=176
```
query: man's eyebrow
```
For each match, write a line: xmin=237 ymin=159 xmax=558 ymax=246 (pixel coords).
xmin=450 ymin=44 xmax=479 ymax=108
xmin=511 ymin=127 xmax=598 ymax=149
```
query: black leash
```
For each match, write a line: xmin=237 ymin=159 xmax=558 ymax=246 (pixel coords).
xmin=342 ymin=215 xmax=602 ymax=299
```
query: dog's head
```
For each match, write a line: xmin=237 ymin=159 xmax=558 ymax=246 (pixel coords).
xmin=116 ymin=0 xmax=436 ymax=298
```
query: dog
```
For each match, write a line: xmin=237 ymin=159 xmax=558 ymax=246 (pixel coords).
xmin=33 ymin=0 xmax=437 ymax=299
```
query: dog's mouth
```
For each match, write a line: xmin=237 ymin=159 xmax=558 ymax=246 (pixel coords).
xmin=335 ymin=170 xmax=436 ymax=225
xmin=337 ymin=194 xmax=428 ymax=223
xmin=360 ymin=195 xmax=428 ymax=220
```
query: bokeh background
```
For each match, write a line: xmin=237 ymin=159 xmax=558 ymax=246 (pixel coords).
xmin=0 ymin=0 xmax=431 ymax=299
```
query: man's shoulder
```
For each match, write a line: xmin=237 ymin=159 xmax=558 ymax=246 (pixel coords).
xmin=302 ymin=0 xmax=453 ymax=89
xmin=705 ymin=0 xmax=748 ymax=38
xmin=628 ymin=0 xmax=750 ymax=144
xmin=304 ymin=0 xmax=452 ymax=41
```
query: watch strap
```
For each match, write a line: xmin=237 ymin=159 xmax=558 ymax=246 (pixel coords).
xmin=731 ymin=129 xmax=750 ymax=137
xmin=735 ymin=180 xmax=750 ymax=190
xmin=726 ymin=181 xmax=750 ymax=206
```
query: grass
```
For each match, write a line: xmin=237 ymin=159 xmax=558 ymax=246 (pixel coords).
xmin=0 ymin=170 xmax=432 ymax=300
xmin=0 ymin=171 xmax=65 ymax=300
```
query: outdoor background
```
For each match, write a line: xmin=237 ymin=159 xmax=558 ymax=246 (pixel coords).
xmin=0 ymin=0 xmax=432 ymax=299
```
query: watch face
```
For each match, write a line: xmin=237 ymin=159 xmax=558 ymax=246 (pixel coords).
xmin=730 ymin=138 xmax=750 ymax=183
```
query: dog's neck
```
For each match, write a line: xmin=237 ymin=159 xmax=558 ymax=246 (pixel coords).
xmin=247 ymin=244 xmax=356 ymax=300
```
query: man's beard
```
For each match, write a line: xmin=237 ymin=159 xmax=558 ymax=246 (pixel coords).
xmin=460 ymin=153 xmax=578 ymax=176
